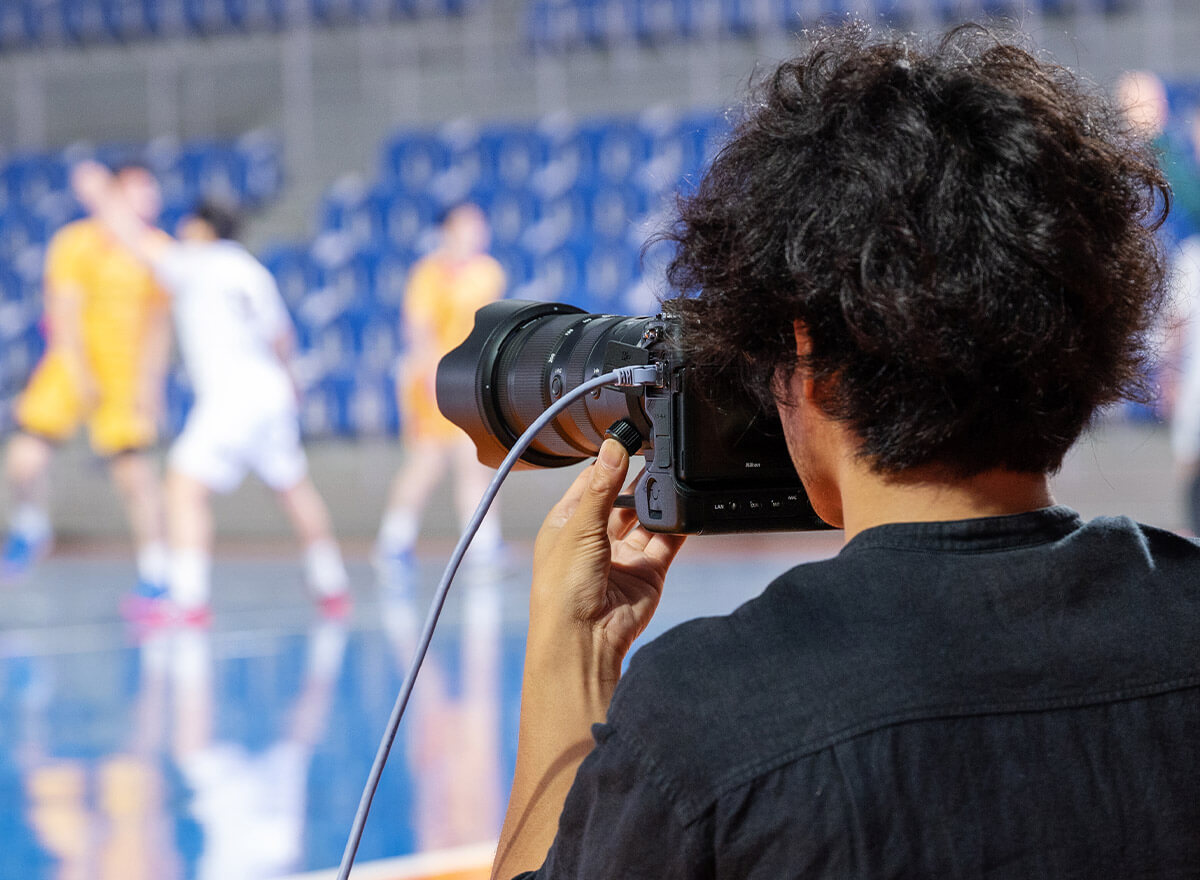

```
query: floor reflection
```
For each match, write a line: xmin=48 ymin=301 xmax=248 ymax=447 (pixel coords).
xmin=384 ymin=574 xmax=505 ymax=854
xmin=0 ymin=543 xmax=807 ymax=880
xmin=173 ymin=620 xmax=348 ymax=880
xmin=0 ymin=560 xmax=517 ymax=880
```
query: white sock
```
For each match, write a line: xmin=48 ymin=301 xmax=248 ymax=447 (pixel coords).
xmin=137 ymin=541 xmax=169 ymax=587
xmin=377 ymin=509 xmax=418 ymax=556
xmin=308 ymin=620 xmax=349 ymax=679
xmin=304 ymin=539 xmax=348 ymax=597
xmin=169 ymin=549 xmax=211 ymax=611
xmin=11 ymin=504 xmax=50 ymax=542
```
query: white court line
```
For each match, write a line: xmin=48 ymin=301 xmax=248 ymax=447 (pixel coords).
xmin=281 ymin=841 xmax=497 ymax=880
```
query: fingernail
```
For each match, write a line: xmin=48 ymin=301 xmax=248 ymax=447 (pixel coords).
xmin=598 ymin=438 xmax=624 ymax=470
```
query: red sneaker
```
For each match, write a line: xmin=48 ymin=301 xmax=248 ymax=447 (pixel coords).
xmin=316 ymin=591 xmax=353 ymax=620
xmin=120 ymin=591 xmax=173 ymax=627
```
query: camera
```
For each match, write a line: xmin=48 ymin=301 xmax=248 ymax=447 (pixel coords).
xmin=436 ymin=299 xmax=830 ymax=534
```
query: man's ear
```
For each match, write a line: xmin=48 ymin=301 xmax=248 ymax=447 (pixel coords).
xmin=793 ymin=320 xmax=818 ymax=402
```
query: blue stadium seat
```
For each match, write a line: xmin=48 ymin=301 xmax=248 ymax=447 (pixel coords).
xmin=158 ymin=201 xmax=192 ymax=237
xmin=11 ymin=326 xmax=45 ymax=386
xmin=179 ymin=142 xmax=243 ymax=204
xmin=322 ymin=370 xmax=357 ymax=435
xmin=582 ymin=240 xmax=637 ymax=310
xmin=531 ymin=113 xmax=589 ymax=195
xmin=262 ymin=243 xmax=316 ymax=309
xmin=183 ymin=0 xmax=233 ymax=33
xmin=392 ymin=0 xmax=466 ymax=17
xmin=720 ymin=0 xmax=778 ymax=36
xmin=345 ymin=371 xmax=398 ymax=435
xmin=527 ymin=0 xmax=584 ymax=51
xmin=531 ymin=244 xmax=585 ymax=304
xmin=579 ymin=0 xmax=631 ymax=45
xmin=224 ymin=0 xmax=289 ymax=30
xmin=60 ymin=0 xmax=112 ymax=43
xmin=0 ymin=211 xmax=47 ymax=263
xmin=2 ymin=157 xmax=68 ymax=209
xmin=320 ymin=177 xmax=372 ymax=240
xmin=0 ymin=0 xmax=46 ymax=48
xmin=477 ymin=126 xmax=544 ymax=190
xmin=382 ymin=133 xmax=449 ymax=193
xmin=356 ymin=317 xmax=401 ymax=376
xmin=578 ymin=184 xmax=642 ymax=241
xmin=301 ymin=377 xmax=337 ymax=436
xmin=523 ymin=191 xmax=582 ymax=255
xmin=684 ymin=0 xmax=723 ymax=38
xmin=144 ymin=137 xmax=189 ymax=206
xmin=235 ymin=130 xmax=284 ymax=205
xmin=367 ymin=246 xmax=418 ymax=308
xmin=310 ymin=0 xmax=374 ymax=26
xmin=473 ymin=186 xmax=540 ymax=248
xmin=491 ymin=245 xmax=535 ymax=288
xmin=428 ymin=120 xmax=484 ymax=206
xmin=0 ymin=265 xmax=22 ymax=304
xmin=371 ymin=186 xmax=437 ymax=250
xmin=629 ymin=0 xmax=687 ymax=43
xmin=100 ymin=0 xmax=155 ymax=40
xmin=143 ymin=0 xmax=187 ymax=35
xmin=579 ymin=119 xmax=648 ymax=184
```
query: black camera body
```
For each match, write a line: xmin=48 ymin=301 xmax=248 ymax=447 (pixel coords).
xmin=436 ymin=300 xmax=830 ymax=535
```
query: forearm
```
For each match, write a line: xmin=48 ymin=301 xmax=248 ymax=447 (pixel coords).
xmin=491 ymin=629 xmax=620 ymax=879
xmin=492 ymin=441 xmax=683 ymax=879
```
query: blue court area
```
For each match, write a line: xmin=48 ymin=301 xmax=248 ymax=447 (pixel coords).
xmin=0 ymin=534 xmax=840 ymax=879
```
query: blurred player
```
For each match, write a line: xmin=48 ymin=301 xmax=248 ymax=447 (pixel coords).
xmin=1116 ymin=71 xmax=1200 ymax=532
xmin=72 ymin=162 xmax=350 ymax=622
xmin=0 ymin=162 xmax=170 ymax=605
xmin=375 ymin=204 xmax=506 ymax=586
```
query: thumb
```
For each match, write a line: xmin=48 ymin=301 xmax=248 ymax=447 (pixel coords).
xmin=567 ymin=438 xmax=629 ymax=537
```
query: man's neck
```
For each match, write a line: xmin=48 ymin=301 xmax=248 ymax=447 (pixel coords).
xmin=837 ymin=463 xmax=1055 ymax=542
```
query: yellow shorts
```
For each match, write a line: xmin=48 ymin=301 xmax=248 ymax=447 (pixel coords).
xmin=16 ymin=350 xmax=156 ymax=456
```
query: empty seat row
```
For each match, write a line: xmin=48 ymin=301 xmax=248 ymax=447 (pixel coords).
xmin=379 ymin=112 xmax=725 ymax=195
xmin=527 ymin=0 xmax=1135 ymax=51
xmin=0 ymin=0 xmax=469 ymax=51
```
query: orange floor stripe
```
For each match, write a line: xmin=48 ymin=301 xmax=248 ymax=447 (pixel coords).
xmin=281 ymin=841 xmax=495 ymax=880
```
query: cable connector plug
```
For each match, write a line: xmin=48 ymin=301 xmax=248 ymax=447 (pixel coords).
xmin=612 ymin=364 xmax=663 ymax=387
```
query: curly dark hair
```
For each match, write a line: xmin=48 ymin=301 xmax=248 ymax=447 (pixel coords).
xmin=664 ymin=23 xmax=1168 ymax=476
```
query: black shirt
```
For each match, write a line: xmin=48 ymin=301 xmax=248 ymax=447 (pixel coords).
xmin=516 ymin=508 xmax=1200 ymax=879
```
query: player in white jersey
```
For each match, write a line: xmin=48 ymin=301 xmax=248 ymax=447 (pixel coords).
xmin=71 ymin=162 xmax=350 ymax=623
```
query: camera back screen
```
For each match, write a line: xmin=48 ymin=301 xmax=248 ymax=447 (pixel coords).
xmin=674 ymin=373 xmax=801 ymax=488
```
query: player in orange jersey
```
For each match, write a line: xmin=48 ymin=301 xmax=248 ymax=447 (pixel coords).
xmin=1 ymin=163 xmax=170 ymax=612
xmin=375 ymin=204 xmax=506 ymax=586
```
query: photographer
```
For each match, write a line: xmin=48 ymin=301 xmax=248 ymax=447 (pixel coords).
xmin=493 ymin=24 xmax=1200 ymax=880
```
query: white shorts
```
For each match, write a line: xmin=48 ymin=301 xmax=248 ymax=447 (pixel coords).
xmin=170 ymin=397 xmax=308 ymax=494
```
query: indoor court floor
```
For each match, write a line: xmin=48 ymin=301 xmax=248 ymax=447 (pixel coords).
xmin=0 ymin=534 xmax=840 ymax=880
xmin=0 ymin=418 xmax=1187 ymax=880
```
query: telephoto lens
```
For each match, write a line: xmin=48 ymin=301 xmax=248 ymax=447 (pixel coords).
xmin=436 ymin=300 xmax=657 ymax=469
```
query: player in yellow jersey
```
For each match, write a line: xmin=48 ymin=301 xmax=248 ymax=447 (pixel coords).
xmin=1 ymin=163 xmax=170 ymax=610
xmin=375 ymin=204 xmax=506 ymax=585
